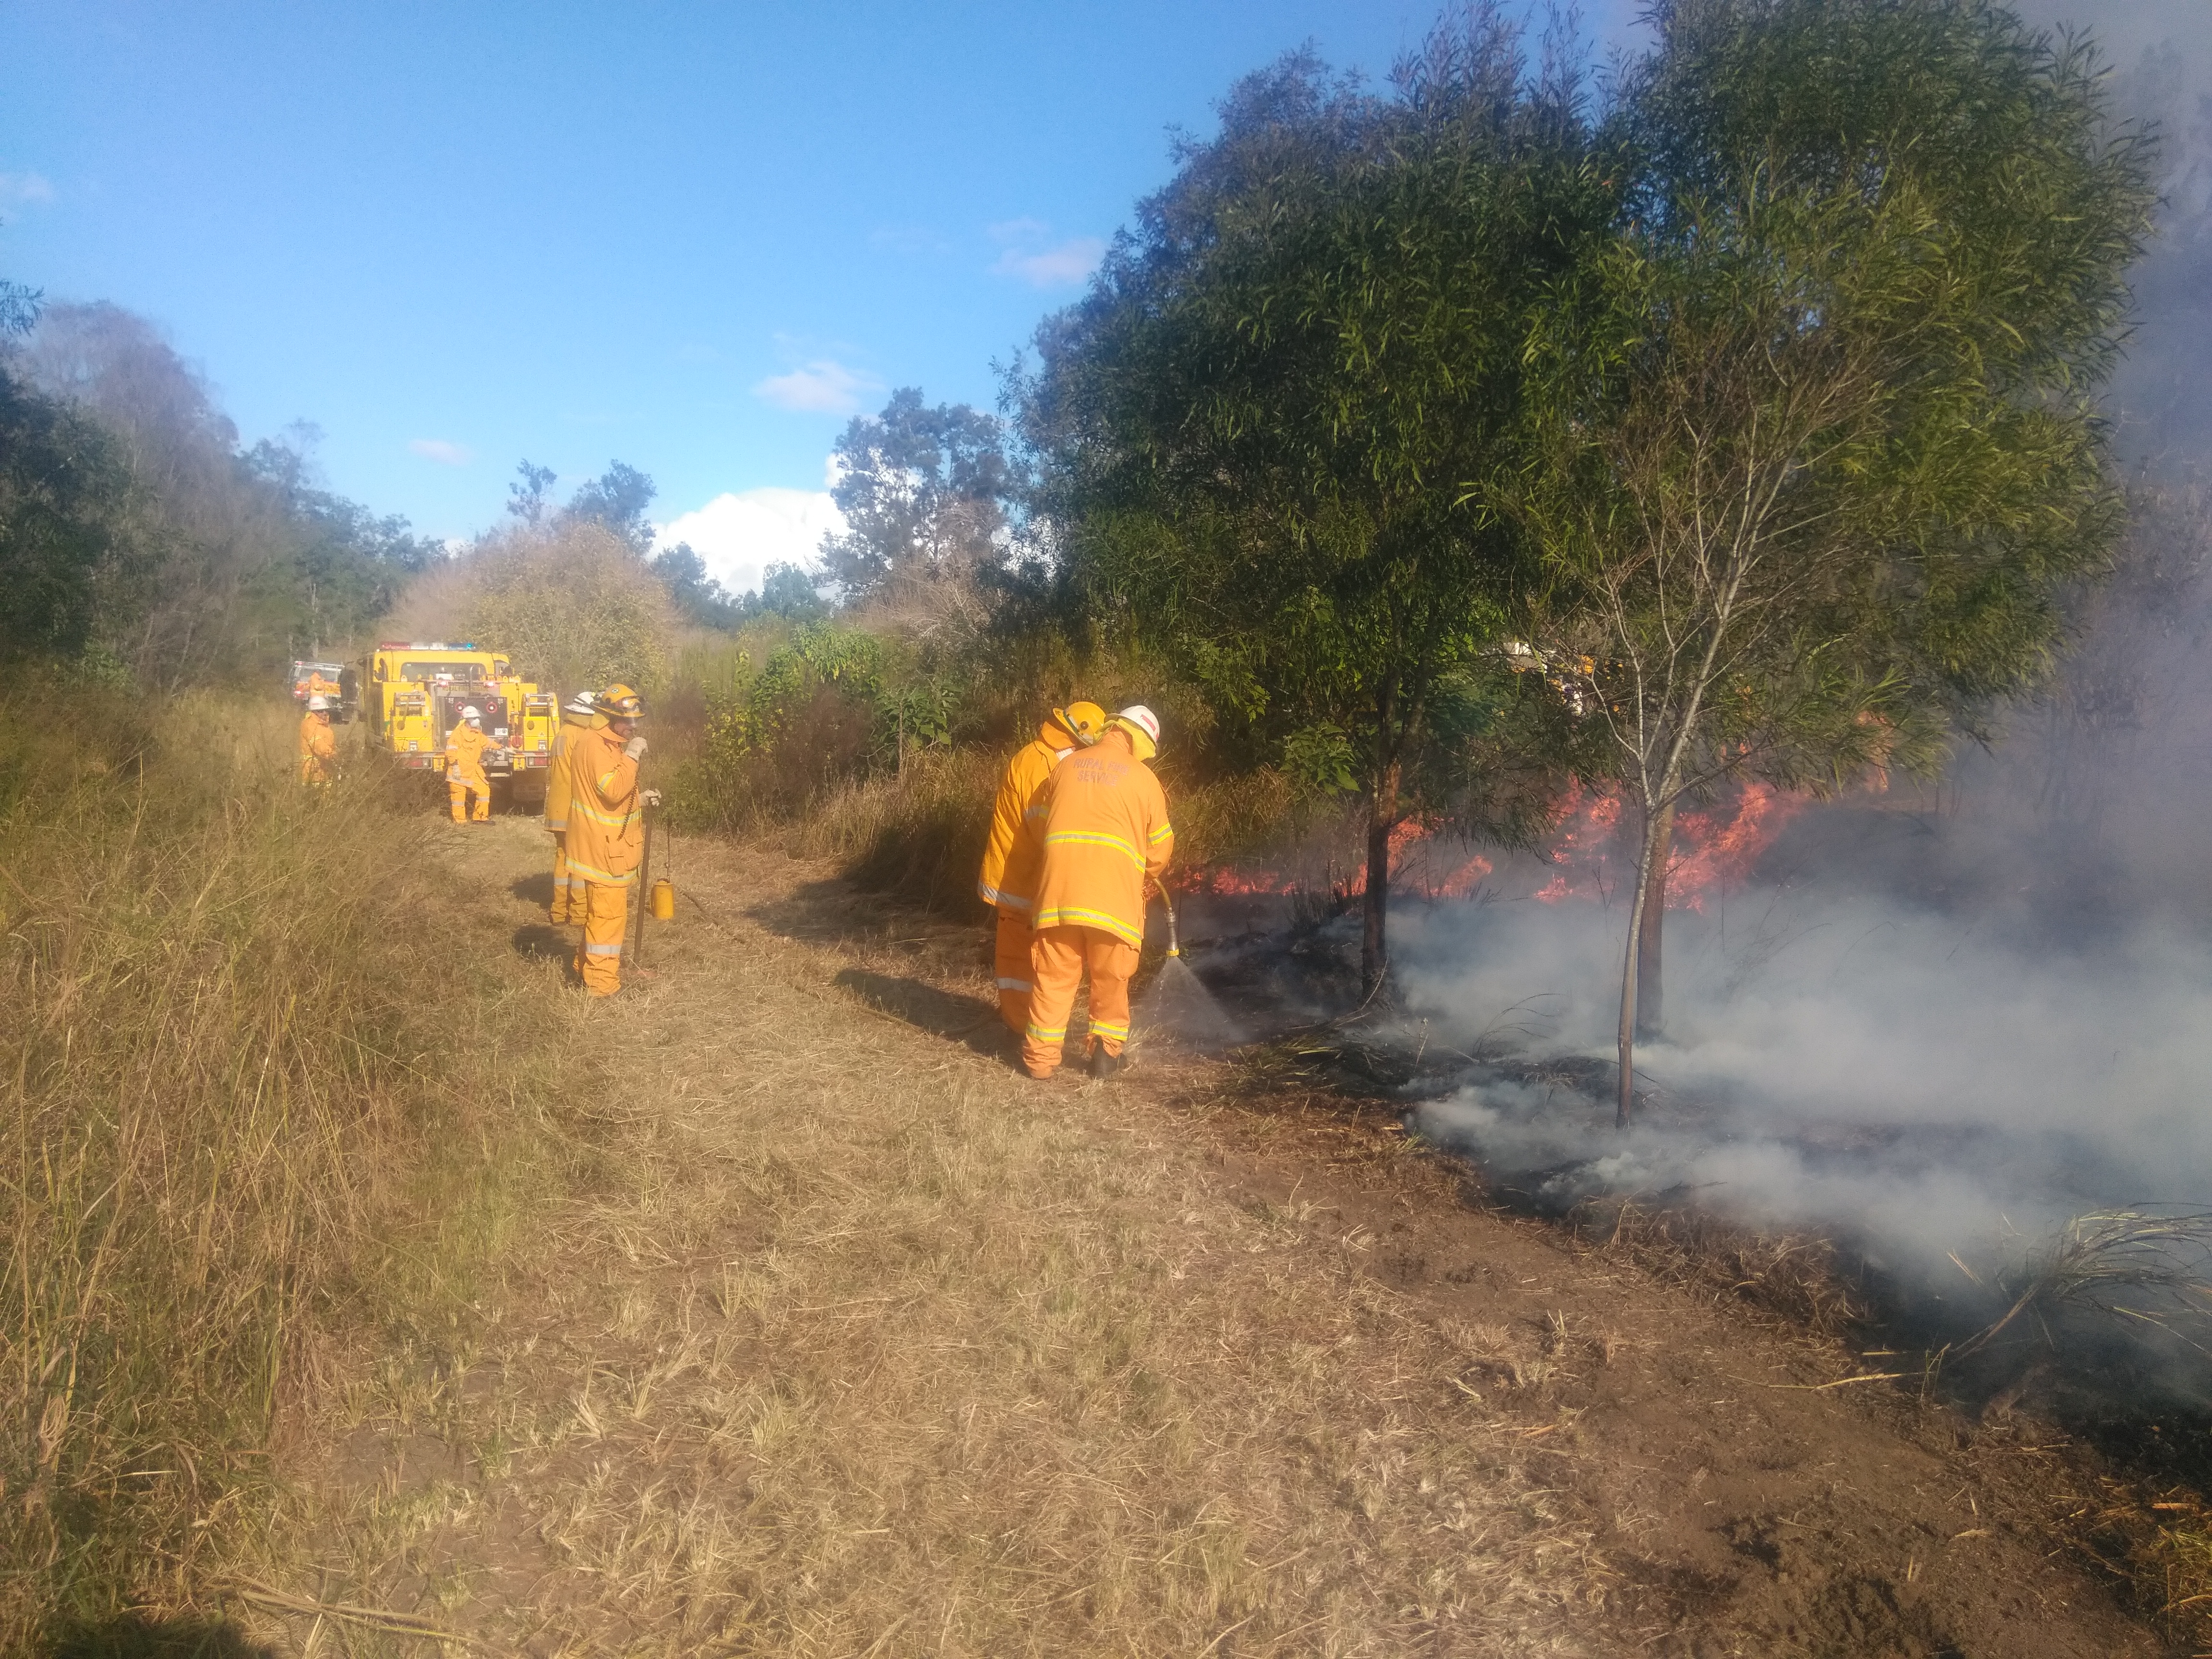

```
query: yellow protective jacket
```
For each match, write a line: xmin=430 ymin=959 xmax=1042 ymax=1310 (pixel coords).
xmin=562 ymin=724 xmax=644 ymax=887
xmin=298 ymin=713 xmax=336 ymax=784
xmin=445 ymin=722 xmax=490 ymax=786
xmin=1023 ymin=728 xmax=1174 ymax=947
xmin=543 ymin=711 xmax=601 ymax=832
xmin=977 ymin=717 xmax=1080 ymax=913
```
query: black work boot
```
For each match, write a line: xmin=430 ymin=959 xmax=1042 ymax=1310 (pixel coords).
xmin=1089 ymin=1045 xmax=1123 ymax=1080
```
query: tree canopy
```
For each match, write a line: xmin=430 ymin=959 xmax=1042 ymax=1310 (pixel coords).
xmin=1024 ymin=5 xmax=1612 ymax=988
xmin=1515 ymin=0 xmax=2158 ymax=1122
xmin=820 ymin=388 xmax=1014 ymax=602
xmin=9 ymin=300 xmax=437 ymax=685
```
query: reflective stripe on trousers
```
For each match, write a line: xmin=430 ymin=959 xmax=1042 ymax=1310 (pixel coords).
xmin=575 ymin=880 xmax=629 ymax=996
xmin=550 ymin=833 xmax=578 ymax=923
xmin=994 ymin=908 xmax=1035 ymax=1033
xmin=1022 ymin=924 xmax=1139 ymax=1078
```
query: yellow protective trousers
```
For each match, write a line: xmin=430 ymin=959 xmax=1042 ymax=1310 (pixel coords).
xmin=1022 ymin=924 xmax=1137 ymax=1079
xmin=994 ymin=908 xmax=1034 ymax=1032
xmin=575 ymin=880 xmax=629 ymax=995
xmin=449 ymin=777 xmax=492 ymax=822
xmin=550 ymin=832 xmax=577 ymax=923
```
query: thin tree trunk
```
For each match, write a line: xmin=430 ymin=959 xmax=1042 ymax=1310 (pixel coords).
xmin=1635 ymin=799 xmax=1676 ymax=1041
xmin=1615 ymin=801 xmax=1670 ymax=1130
xmin=1361 ymin=757 xmax=1401 ymax=998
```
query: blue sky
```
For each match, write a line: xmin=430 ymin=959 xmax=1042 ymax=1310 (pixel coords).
xmin=8 ymin=1 xmax=1636 ymax=591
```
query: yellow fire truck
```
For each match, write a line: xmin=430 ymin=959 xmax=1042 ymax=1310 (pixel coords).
xmin=361 ymin=641 xmax=561 ymax=807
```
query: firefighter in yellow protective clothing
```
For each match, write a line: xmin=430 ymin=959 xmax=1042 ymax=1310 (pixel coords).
xmin=298 ymin=695 xmax=337 ymax=786
xmin=563 ymin=684 xmax=651 ymax=996
xmin=544 ymin=691 xmax=601 ymax=924
xmin=446 ymin=706 xmax=493 ymax=823
xmin=1019 ymin=705 xmax=1173 ymax=1080
xmin=977 ymin=700 xmax=1106 ymax=1032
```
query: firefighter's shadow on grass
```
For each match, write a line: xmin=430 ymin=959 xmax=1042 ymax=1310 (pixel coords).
xmin=745 ymin=878 xmax=880 ymax=945
xmin=512 ymin=923 xmax=572 ymax=963
xmin=833 ymin=969 xmax=1010 ymax=1060
xmin=510 ymin=872 xmax=554 ymax=907
xmin=43 ymin=1612 xmax=272 ymax=1658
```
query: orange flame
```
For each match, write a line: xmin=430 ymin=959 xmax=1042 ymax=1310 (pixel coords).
xmin=1534 ymin=780 xmax=1805 ymax=910
xmin=1667 ymin=783 xmax=1807 ymax=911
xmin=1179 ymin=780 xmax=1798 ymax=910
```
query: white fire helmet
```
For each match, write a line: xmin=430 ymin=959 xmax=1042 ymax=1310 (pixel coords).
xmin=306 ymin=695 xmax=330 ymax=712
xmin=565 ymin=691 xmax=597 ymax=717
xmin=461 ymin=705 xmax=482 ymax=721
xmin=1113 ymin=704 xmax=1162 ymax=760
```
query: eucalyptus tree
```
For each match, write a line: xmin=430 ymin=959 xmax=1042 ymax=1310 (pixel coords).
xmin=1026 ymin=5 xmax=1612 ymax=992
xmin=1520 ymin=0 xmax=2157 ymax=1123
xmin=819 ymin=388 xmax=1014 ymax=603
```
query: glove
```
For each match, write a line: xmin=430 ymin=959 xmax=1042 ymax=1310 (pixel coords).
xmin=623 ymin=734 xmax=648 ymax=760
xmin=640 ymin=788 xmax=663 ymax=807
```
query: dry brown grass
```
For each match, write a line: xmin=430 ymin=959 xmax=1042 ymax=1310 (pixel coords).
xmin=256 ymin=827 xmax=1615 ymax=1655
xmin=0 ymin=693 xmax=580 ymax=1649
xmin=793 ymin=745 xmax=999 ymax=914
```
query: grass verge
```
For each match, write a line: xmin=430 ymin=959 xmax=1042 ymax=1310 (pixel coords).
xmin=0 ymin=690 xmax=579 ymax=1649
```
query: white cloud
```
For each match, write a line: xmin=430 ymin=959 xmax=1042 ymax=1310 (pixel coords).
xmin=408 ymin=437 xmax=473 ymax=466
xmin=987 ymin=218 xmax=1105 ymax=289
xmin=0 ymin=170 xmax=55 ymax=207
xmin=752 ymin=358 xmax=879 ymax=416
xmin=655 ymin=483 xmax=847 ymax=598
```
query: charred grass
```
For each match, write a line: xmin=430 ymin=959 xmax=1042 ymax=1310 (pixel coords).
xmin=0 ymin=691 xmax=589 ymax=1649
xmin=1223 ymin=1020 xmax=2212 ymax=1653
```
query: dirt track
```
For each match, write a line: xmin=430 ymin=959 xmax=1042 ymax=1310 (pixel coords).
xmin=270 ymin=815 xmax=2170 ymax=1657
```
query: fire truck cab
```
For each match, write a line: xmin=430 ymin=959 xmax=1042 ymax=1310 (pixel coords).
xmin=361 ymin=642 xmax=560 ymax=806
xmin=289 ymin=660 xmax=358 ymax=722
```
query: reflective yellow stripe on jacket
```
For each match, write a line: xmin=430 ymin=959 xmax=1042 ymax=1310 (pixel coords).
xmin=1022 ymin=731 xmax=1173 ymax=948
xmin=544 ymin=712 xmax=600 ymax=831
xmin=560 ymin=725 xmax=643 ymax=886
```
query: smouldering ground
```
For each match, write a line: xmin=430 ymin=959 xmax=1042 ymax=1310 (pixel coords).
xmin=244 ymin=815 xmax=2169 ymax=1657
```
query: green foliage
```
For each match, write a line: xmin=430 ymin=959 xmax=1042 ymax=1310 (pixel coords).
xmin=15 ymin=302 xmax=435 ymax=686
xmin=821 ymin=387 xmax=1015 ymax=601
xmin=1514 ymin=0 xmax=2158 ymax=1118
xmin=651 ymin=541 xmax=746 ymax=628
xmin=237 ymin=435 xmax=437 ymax=649
xmin=462 ymin=521 xmax=677 ymax=693
xmin=507 ymin=459 xmax=558 ymax=528
xmin=1024 ymin=5 xmax=1610 ymax=981
xmin=1281 ymin=724 xmax=1358 ymax=796
xmin=676 ymin=621 xmax=973 ymax=827
xmin=566 ymin=459 xmax=658 ymax=553
xmin=1527 ymin=0 xmax=2154 ymax=807
xmin=753 ymin=560 xmax=831 ymax=622
xmin=0 ymin=366 xmax=145 ymax=664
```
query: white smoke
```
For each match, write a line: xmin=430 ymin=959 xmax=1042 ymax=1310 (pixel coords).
xmin=1392 ymin=883 xmax=2212 ymax=1292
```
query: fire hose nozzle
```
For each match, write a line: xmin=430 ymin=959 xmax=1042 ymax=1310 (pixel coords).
xmin=1153 ymin=878 xmax=1181 ymax=958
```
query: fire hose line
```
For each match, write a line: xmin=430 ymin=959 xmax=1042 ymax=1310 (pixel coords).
xmin=1153 ymin=877 xmax=1181 ymax=958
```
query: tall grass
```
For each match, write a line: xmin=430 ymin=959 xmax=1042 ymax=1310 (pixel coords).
xmin=0 ymin=691 xmax=571 ymax=1645
xmin=779 ymin=752 xmax=1353 ymax=916
xmin=794 ymin=747 xmax=999 ymax=913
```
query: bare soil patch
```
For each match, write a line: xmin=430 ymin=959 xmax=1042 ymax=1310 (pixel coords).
xmin=248 ymin=818 xmax=2173 ymax=1657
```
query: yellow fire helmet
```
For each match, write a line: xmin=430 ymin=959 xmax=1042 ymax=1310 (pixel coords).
xmin=1111 ymin=704 xmax=1161 ymax=762
xmin=599 ymin=684 xmax=645 ymax=720
xmin=1049 ymin=700 xmax=1108 ymax=748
